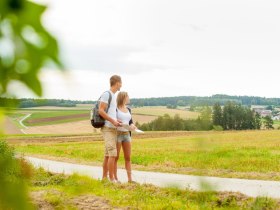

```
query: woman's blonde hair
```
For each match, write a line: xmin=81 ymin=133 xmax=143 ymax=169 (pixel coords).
xmin=117 ymin=91 xmax=128 ymax=107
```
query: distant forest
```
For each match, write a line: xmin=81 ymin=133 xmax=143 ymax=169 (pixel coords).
xmin=1 ymin=94 xmax=280 ymax=108
xmin=130 ymin=95 xmax=280 ymax=107
xmin=0 ymin=98 xmax=92 ymax=108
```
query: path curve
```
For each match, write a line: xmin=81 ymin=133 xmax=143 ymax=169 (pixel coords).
xmin=25 ymin=156 xmax=280 ymax=199
xmin=19 ymin=114 xmax=31 ymax=134
xmin=19 ymin=113 xmax=31 ymax=129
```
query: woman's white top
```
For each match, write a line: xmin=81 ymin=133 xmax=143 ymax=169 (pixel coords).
xmin=117 ymin=108 xmax=132 ymax=132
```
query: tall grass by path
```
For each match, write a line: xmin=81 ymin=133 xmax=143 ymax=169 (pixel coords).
xmin=14 ymin=130 xmax=280 ymax=180
xmin=30 ymin=167 xmax=280 ymax=210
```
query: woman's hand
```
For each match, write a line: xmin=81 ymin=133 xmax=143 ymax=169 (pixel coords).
xmin=129 ymin=124 xmax=137 ymax=131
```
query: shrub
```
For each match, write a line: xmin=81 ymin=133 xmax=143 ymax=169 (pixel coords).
xmin=0 ymin=140 xmax=33 ymax=210
xmin=213 ymin=125 xmax=224 ymax=131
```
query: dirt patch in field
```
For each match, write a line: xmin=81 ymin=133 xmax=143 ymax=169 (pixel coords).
xmin=132 ymin=114 xmax=157 ymax=124
xmin=72 ymin=195 xmax=128 ymax=210
xmin=3 ymin=117 xmax=22 ymax=134
xmin=24 ymin=120 xmax=95 ymax=135
xmin=215 ymin=192 xmax=250 ymax=207
xmin=30 ymin=190 xmax=57 ymax=210
xmin=30 ymin=190 xmax=127 ymax=210
xmin=26 ymin=113 xmax=88 ymax=124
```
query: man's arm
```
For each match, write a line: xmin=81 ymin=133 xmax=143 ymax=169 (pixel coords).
xmin=99 ymin=102 xmax=121 ymax=127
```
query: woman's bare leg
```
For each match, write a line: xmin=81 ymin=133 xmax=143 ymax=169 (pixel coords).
xmin=114 ymin=142 xmax=122 ymax=181
xmin=122 ymin=141 xmax=132 ymax=182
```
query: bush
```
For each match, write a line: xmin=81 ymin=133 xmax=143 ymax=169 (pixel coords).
xmin=0 ymin=140 xmax=33 ymax=210
xmin=213 ymin=125 xmax=224 ymax=131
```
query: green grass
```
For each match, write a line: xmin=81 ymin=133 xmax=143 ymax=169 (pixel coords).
xmin=30 ymin=168 xmax=279 ymax=210
xmin=15 ymin=130 xmax=280 ymax=180
xmin=272 ymin=121 xmax=280 ymax=129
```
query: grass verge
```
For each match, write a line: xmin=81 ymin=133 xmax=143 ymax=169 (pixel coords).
xmin=30 ymin=167 xmax=280 ymax=210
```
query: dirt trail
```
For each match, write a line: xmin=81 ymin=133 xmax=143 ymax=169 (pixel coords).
xmin=3 ymin=117 xmax=22 ymax=134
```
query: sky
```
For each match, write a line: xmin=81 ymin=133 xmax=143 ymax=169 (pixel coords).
xmin=12 ymin=0 xmax=280 ymax=100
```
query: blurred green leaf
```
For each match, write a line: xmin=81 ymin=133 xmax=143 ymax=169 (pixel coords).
xmin=0 ymin=0 xmax=63 ymax=97
xmin=0 ymin=1 xmax=63 ymax=209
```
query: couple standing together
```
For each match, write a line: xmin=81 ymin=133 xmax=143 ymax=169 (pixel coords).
xmin=98 ymin=75 xmax=137 ymax=183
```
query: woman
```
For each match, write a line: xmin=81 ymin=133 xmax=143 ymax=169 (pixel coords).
xmin=114 ymin=91 xmax=137 ymax=182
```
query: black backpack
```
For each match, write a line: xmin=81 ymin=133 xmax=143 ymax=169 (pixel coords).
xmin=90 ymin=91 xmax=112 ymax=128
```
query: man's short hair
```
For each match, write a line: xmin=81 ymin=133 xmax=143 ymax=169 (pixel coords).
xmin=110 ymin=75 xmax=122 ymax=87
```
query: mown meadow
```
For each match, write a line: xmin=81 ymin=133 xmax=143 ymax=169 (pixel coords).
xmin=12 ymin=130 xmax=280 ymax=181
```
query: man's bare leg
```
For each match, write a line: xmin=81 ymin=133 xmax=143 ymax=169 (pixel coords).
xmin=102 ymin=156 xmax=109 ymax=180
xmin=108 ymin=156 xmax=116 ymax=181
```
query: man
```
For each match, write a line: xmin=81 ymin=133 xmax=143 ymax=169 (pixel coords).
xmin=99 ymin=75 xmax=122 ymax=182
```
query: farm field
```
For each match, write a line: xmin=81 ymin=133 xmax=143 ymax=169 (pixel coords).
xmin=3 ymin=106 xmax=192 ymax=134
xmin=12 ymin=130 xmax=280 ymax=181
xmin=133 ymin=106 xmax=199 ymax=119
xmin=22 ymin=110 xmax=88 ymax=126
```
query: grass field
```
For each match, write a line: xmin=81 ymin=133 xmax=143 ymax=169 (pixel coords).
xmin=13 ymin=130 xmax=280 ymax=181
xmin=274 ymin=120 xmax=280 ymax=129
xmin=29 ymin=168 xmax=278 ymax=210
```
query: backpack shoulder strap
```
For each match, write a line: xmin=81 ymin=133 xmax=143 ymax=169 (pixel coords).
xmin=106 ymin=91 xmax=112 ymax=112
xmin=127 ymin=107 xmax=133 ymax=125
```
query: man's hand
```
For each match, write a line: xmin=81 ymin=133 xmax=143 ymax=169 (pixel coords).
xmin=112 ymin=120 xmax=122 ymax=127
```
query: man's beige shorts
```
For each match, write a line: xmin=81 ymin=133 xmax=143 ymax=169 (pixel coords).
xmin=101 ymin=126 xmax=117 ymax=157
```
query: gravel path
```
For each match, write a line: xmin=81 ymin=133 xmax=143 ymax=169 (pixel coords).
xmin=26 ymin=156 xmax=280 ymax=199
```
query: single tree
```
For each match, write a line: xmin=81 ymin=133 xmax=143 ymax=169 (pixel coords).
xmin=212 ymin=103 xmax=223 ymax=126
xmin=263 ymin=116 xmax=274 ymax=129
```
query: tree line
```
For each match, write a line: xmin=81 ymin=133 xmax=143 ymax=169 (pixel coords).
xmin=138 ymin=102 xmax=274 ymax=131
xmin=1 ymin=94 xmax=280 ymax=108
xmin=131 ymin=94 xmax=280 ymax=107
xmin=0 ymin=98 xmax=93 ymax=108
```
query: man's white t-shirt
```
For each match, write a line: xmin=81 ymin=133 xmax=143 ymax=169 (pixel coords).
xmin=99 ymin=91 xmax=117 ymax=128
